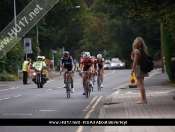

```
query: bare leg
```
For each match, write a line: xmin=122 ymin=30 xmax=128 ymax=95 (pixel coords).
xmin=137 ymin=77 xmax=147 ymax=103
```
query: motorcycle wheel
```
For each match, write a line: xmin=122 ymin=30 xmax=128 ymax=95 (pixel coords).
xmin=40 ymin=84 xmax=43 ymax=88
xmin=37 ymin=76 xmax=40 ymax=88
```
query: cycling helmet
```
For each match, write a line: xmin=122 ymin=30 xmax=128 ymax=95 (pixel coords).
xmin=97 ymin=54 xmax=102 ymax=58
xmin=81 ymin=51 xmax=85 ymax=57
xmin=83 ymin=52 xmax=91 ymax=58
xmin=42 ymin=56 xmax=45 ymax=60
xmin=91 ymin=56 xmax=95 ymax=59
xmin=63 ymin=51 xmax=69 ymax=57
xmin=37 ymin=56 xmax=42 ymax=60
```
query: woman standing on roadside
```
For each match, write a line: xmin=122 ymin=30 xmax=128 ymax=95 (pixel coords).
xmin=131 ymin=37 xmax=149 ymax=104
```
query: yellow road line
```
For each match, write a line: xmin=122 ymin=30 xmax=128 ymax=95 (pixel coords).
xmin=85 ymin=96 xmax=102 ymax=118
xmin=76 ymin=96 xmax=103 ymax=132
xmin=83 ymin=96 xmax=98 ymax=111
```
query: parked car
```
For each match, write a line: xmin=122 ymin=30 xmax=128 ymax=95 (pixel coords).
xmin=110 ymin=59 xmax=125 ymax=69
xmin=104 ymin=61 xmax=110 ymax=69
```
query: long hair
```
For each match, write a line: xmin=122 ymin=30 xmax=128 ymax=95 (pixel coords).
xmin=132 ymin=37 xmax=148 ymax=55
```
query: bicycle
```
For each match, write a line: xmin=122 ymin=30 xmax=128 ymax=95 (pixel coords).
xmin=60 ymin=71 xmax=74 ymax=98
xmin=97 ymin=69 xmax=102 ymax=91
xmin=82 ymin=71 xmax=93 ymax=98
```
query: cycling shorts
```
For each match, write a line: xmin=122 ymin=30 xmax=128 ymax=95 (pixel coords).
xmin=83 ymin=65 xmax=91 ymax=71
xmin=63 ymin=65 xmax=72 ymax=71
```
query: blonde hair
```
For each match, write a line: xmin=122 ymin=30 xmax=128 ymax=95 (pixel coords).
xmin=132 ymin=37 xmax=148 ymax=55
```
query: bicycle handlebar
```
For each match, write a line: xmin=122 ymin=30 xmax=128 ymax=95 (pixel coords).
xmin=60 ymin=70 xmax=74 ymax=75
xmin=81 ymin=71 xmax=93 ymax=73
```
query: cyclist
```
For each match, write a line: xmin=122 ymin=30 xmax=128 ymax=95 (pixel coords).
xmin=60 ymin=51 xmax=75 ymax=93
xmin=79 ymin=52 xmax=94 ymax=95
xmin=91 ymin=56 xmax=97 ymax=83
xmin=96 ymin=54 xmax=105 ymax=88
xmin=79 ymin=51 xmax=86 ymax=77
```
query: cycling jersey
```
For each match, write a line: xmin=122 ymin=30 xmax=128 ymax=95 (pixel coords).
xmin=81 ymin=58 xmax=94 ymax=71
xmin=97 ymin=58 xmax=104 ymax=69
xmin=60 ymin=56 xmax=74 ymax=71
xmin=94 ymin=59 xmax=97 ymax=69
xmin=81 ymin=58 xmax=94 ymax=66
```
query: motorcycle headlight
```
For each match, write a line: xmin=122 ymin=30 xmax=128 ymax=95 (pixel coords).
xmin=36 ymin=68 xmax=42 ymax=71
xmin=33 ymin=72 xmax=36 ymax=76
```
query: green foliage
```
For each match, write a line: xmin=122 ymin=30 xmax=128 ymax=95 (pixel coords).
xmin=5 ymin=40 xmax=25 ymax=75
xmin=0 ymin=71 xmax=20 ymax=81
xmin=0 ymin=56 xmax=6 ymax=73
xmin=0 ymin=0 xmax=162 ymax=73
xmin=162 ymin=25 xmax=175 ymax=82
xmin=169 ymin=83 xmax=175 ymax=88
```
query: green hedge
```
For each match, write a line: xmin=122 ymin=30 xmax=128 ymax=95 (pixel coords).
xmin=162 ymin=24 xmax=175 ymax=82
xmin=0 ymin=71 xmax=20 ymax=81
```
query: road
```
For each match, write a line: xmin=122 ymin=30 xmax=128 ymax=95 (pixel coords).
xmin=0 ymin=69 xmax=160 ymax=132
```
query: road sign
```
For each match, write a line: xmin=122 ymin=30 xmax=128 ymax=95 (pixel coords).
xmin=52 ymin=50 xmax=57 ymax=53
xmin=24 ymin=38 xmax=32 ymax=54
xmin=24 ymin=48 xmax=33 ymax=54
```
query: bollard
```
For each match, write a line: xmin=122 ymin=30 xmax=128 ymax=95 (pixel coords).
xmin=129 ymin=74 xmax=137 ymax=88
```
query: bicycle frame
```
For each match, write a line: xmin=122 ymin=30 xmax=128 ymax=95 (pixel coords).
xmin=97 ymin=69 xmax=102 ymax=91
xmin=82 ymin=71 xmax=93 ymax=98
xmin=61 ymin=71 xmax=73 ymax=98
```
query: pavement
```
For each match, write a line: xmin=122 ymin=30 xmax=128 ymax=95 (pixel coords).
xmin=91 ymin=69 xmax=175 ymax=132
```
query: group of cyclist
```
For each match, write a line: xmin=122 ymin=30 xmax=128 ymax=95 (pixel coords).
xmin=60 ymin=51 xmax=105 ymax=95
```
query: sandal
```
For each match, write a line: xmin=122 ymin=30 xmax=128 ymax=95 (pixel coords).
xmin=136 ymin=100 xmax=147 ymax=104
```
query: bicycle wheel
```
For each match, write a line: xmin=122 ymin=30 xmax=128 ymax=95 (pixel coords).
xmin=91 ymin=81 xmax=94 ymax=92
xmin=97 ymin=77 xmax=101 ymax=91
xmin=88 ymin=85 xmax=91 ymax=96
xmin=66 ymin=83 xmax=71 ymax=98
xmin=85 ymin=82 xmax=90 ymax=98
xmin=85 ymin=88 xmax=88 ymax=98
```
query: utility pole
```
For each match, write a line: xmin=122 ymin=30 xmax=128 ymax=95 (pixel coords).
xmin=14 ymin=0 xmax=17 ymax=39
xmin=160 ymin=23 xmax=165 ymax=73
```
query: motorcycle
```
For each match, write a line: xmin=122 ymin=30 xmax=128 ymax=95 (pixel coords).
xmin=32 ymin=66 xmax=47 ymax=88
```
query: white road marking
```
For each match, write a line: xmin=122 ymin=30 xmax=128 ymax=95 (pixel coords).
xmin=104 ymin=70 xmax=115 ymax=76
xmin=38 ymin=110 xmax=59 ymax=112
xmin=14 ymin=95 xmax=21 ymax=97
xmin=112 ymin=89 xmax=120 ymax=95
xmin=3 ymin=98 xmax=10 ymax=100
xmin=46 ymin=89 xmax=52 ymax=91
xmin=3 ymin=113 xmax=32 ymax=116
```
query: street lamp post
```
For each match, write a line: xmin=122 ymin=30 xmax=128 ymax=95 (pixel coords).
xmin=14 ymin=0 xmax=17 ymax=39
xmin=75 ymin=6 xmax=80 ymax=8
xmin=36 ymin=23 xmax=39 ymax=55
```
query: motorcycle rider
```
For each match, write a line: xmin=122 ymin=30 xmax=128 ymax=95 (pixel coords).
xmin=42 ymin=56 xmax=49 ymax=81
xmin=32 ymin=56 xmax=47 ymax=84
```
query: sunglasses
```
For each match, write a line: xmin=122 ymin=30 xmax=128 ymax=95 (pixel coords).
xmin=64 ymin=56 xmax=68 ymax=57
